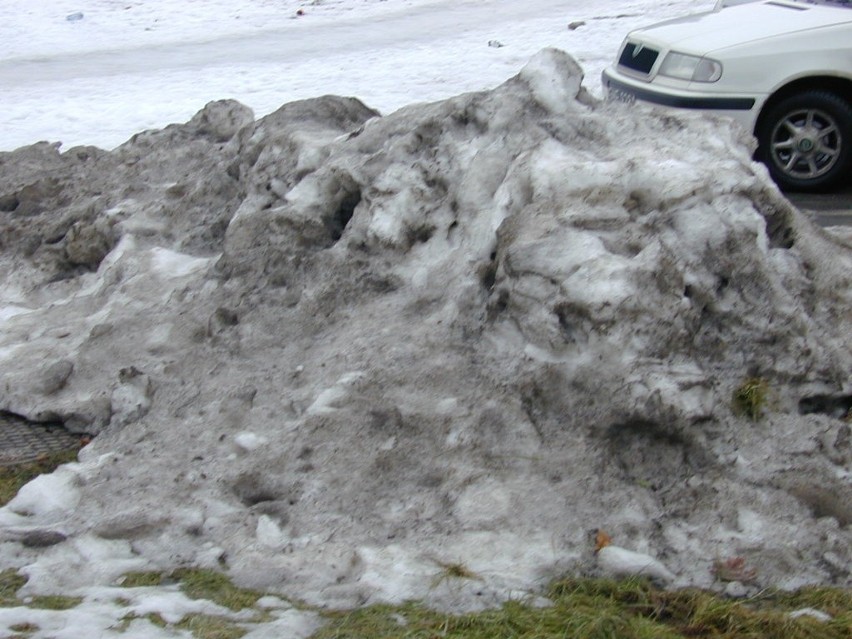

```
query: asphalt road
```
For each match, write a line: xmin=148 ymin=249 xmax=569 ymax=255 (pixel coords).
xmin=786 ymin=182 xmax=852 ymax=227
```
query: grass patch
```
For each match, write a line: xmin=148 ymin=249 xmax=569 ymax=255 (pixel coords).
xmin=118 ymin=568 xmax=263 ymax=611
xmin=117 ymin=567 xmax=267 ymax=613
xmin=111 ymin=612 xmax=168 ymax=633
xmin=733 ymin=377 xmax=770 ymax=421
xmin=312 ymin=601 xmax=448 ymax=639
xmin=172 ymin=568 xmax=263 ymax=612
xmin=142 ymin=612 xmax=168 ymax=628
xmin=112 ymin=611 xmax=247 ymax=638
xmin=26 ymin=594 xmax=84 ymax=610
xmin=12 ymin=566 xmax=852 ymax=639
xmin=0 ymin=449 xmax=79 ymax=506
xmin=176 ymin=613 xmax=248 ymax=639
xmin=767 ymin=584 xmax=852 ymax=614
xmin=0 ymin=569 xmax=27 ymax=607
xmin=0 ymin=570 xmax=83 ymax=613
xmin=118 ymin=571 xmax=168 ymax=588
xmin=312 ymin=596 xmax=678 ymax=639
xmin=311 ymin=578 xmax=852 ymax=639
xmin=9 ymin=622 xmax=38 ymax=634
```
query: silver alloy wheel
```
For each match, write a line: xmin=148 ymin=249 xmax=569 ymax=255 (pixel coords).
xmin=769 ymin=107 xmax=842 ymax=181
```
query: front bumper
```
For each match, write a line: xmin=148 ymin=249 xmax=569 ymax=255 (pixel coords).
xmin=601 ymin=67 xmax=760 ymax=131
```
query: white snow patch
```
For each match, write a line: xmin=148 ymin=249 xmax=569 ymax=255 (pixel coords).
xmin=6 ymin=466 xmax=82 ymax=519
xmin=241 ymin=609 xmax=324 ymax=639
xmin=256 ymin=515 xmax=289 ymax=549
xmin=149 ymin=247 xmax=213 ymax=278
xmin=0 ymin=305 xmax=32 ymax=322
xmin=306 ymin=371 xmax=365 ymax=415
xmin=20 ymin=536 xmax=149 ymax=595
xmin=234 ymin=432 xmax=268 ymax=452
xmin=453 ymin=479 xmax=514 ymax=527
xmin=789 ymin=607 xmax=832 ymax=622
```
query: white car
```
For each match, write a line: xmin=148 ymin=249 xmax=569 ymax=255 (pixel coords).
xmin=602 ymin=0 xmax=852 ymax=191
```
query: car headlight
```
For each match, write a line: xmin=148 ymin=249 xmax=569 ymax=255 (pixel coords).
xmin=658 ymin=52 xmax=722 ymax=82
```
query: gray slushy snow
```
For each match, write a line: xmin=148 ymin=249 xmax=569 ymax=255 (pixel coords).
xmin=0 ymin=49 xmax=850 ymax=612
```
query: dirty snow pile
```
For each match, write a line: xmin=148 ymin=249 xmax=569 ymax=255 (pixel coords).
xmin=0 ymin=50 xmax=850 ymax=616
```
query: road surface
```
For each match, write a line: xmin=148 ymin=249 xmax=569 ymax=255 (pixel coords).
xmin=787 ymin=183 xmax=852 ymax=227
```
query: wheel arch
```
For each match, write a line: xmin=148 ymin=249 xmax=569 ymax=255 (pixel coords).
xmin=754 ymin=76 xmax=852 ymax=135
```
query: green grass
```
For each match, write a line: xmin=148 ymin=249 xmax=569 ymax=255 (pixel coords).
xmin=111 ymin=612 xmax=168 ymax=633
xmin=113 ymin=612 xmax=256 ymax=639
xmin=173 ymin=568 xmax=263 ymax=611
xmin=0 ymin=569 xmax=27 ymax=607
xmin=1 ymin=449 xmax=848 ymax=639
xmin=3 ymin=564 xmax=850 ymax=639
xmin=0 ymin=449 xmax=80 ymax=506
xmin=176 ymin=613 xmax=248 ymax=639
xmin=118 ymin=568 xmax=264 ymax=612
xmin=771 ymin=585 xmax=852 ymax=617
xmin=311 ymin=578 xmax=852 ymax=639
xmin=26 ymin=594 xmax=84 ymax=610
xmin=118 ymin=571 xmax=169 ymax=588
xmin=732 ymin=377 xmax=770 ymax=420
xmin=115 ymin=570 xmax=266 ymax=637
xmin=112 ymin=611 xmax=249 ymax=639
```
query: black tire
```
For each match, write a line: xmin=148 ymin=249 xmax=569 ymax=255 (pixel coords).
xmin=756 ymin=90 xmax=852 ymax=192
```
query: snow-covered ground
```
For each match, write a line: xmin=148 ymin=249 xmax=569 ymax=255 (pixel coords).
xmin=0 ymin=0 xmax=713 ymax=152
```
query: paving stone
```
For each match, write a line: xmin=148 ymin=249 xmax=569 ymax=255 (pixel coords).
xmin=0 ymin=412 xmax=84 ymax=465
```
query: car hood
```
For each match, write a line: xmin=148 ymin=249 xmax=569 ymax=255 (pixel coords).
xmin=631 ymin=0 xmax=852 ymax=53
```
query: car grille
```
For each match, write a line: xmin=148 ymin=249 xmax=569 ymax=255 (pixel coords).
xmin=618 ymin=42 xmax=659 ymax=76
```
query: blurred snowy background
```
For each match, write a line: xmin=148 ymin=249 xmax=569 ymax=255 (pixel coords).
xmin=0 ymin=0 xmax=713 ymax=151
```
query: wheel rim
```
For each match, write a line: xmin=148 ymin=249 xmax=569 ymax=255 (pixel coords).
xmin=769 ymin=107 xmax=842 ymax=181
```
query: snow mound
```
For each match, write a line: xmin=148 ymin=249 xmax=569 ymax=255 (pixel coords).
xmin=0 ymin=49 xmax=850 ymax=608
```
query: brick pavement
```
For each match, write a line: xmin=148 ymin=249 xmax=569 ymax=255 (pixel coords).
xmin=0 ymin=411 xmax=84 ymax=465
